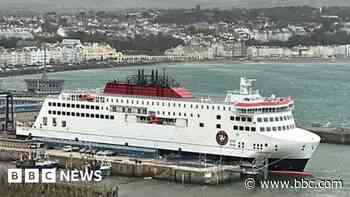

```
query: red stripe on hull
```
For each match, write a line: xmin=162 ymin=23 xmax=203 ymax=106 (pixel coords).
xmin=269 ymin=170 xmax=313 ymax=177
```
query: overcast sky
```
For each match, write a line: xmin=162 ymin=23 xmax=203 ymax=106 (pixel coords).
xmin=0 ymin=0 xmax=350 ymax=12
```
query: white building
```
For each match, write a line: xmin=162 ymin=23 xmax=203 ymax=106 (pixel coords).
xmin=334 ymin=45 xmax=350 ymax=57
xmin=300 ymin=46 xmax=336 ymax=58
xmin=211 ymin=41 xmax=247 ymax=58
xmin=81 ymin=42 xmax=117 ymax=61
xmin=0 ymin=47 xmax=10 ymax=66
xmin=251 ymin=30 xmax=293 ymax=42
xmin=5 ymin=49 xmax=30 ymax=66
xmin=164 ymin=45 xmax=214 ymax=60
xmin=247 ymin=46 xmax=297 ymax=58
xmin=0 ymin=28 xmax=34 ymax=39
xmin=0 ymin=39 xmax=121 ymax=67
xmin=27 ymin=46 xmax=63 ymax=65
xmin=62 ymin=39 xmax=82 ymax=63
xmin=247 ymin=45 xmax=338 ymax=59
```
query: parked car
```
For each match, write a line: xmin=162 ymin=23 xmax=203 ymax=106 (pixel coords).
xmin=63 ymin=145 xmax=72 ymax=152
xmin=79 ymin=147 xmax=87 ymax=153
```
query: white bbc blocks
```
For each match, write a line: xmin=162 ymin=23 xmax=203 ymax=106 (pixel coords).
xmin=24 ymin=169 xmax=40 ymax=183
xmin=8 ymin=169 xmax=22 ymax=183
xmin=41 ymin=169 xmax=56 ymax=183
xmin=8 ymin=169 xmax=57 ymax=183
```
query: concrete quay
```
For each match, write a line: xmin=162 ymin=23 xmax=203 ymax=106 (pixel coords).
xmin=51 ymin=149 xmax=241 ymax=185
xmin=0 ymin=140 xmax=241 ymax=185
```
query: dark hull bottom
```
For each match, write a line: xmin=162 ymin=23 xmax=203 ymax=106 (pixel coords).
xmin=267 ymin=158 xmax=308 ymax=172
xmin=160 ymin=150 xmax=309 ymax=172
xmin=242 ymin=158 xmax=309 ymax=172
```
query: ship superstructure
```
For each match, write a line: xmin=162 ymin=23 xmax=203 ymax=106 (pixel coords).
xmin=17 ymin=70 xmax=320 ymax=171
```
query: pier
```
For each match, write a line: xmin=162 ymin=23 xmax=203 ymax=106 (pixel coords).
xmin=0 ymin=145 xmax=242 ymax=185
xmin=0 ymin=137 xmax=269 ymax=185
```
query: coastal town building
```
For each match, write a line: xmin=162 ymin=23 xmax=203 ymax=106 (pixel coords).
xmin=0 ymin=40 xmax=123 ymax=67
xmin=246 ymin=45 xmax=341 ymax=59
xmin=81 ymin=42 xmax=117 ymax=61
xmin=335 ymin=44 xmax=350 ymax=57
xmin=28 ymin=46 xmax=63 ymax=65
xmin=0 ymin=45 xmax=63 ymax=66
xmin=211 ymin=41 xmax=247 ymax=58
xmin=0 ymin=28 xmax=34 ymax=39
xmin=247 ymin=46 xmax=297 ymax=58
xmin=62 ymin=39 xmax=82 ymax=64
xmin=251 ymin=29 xmax=293 ymax=42
xmin=164 ymin=45 xmax=214 ymax=60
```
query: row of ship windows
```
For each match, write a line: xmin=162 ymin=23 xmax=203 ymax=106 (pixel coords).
xmin=43 ymin=117 xmax=66 ymax=127
xmin=260 ymin=124 xmax=295 ymax=132
xmin=230 ymin=124 xmax=294 ymax=132
xmin=198 ymin=123 xmax=258 ymax=132
xmin=156 ymin=111 xmax=201 ymax=118
xmin=253 ymin=143 xmax=268 ymax=150
xmin=73 ymin=94 xmax=291 ymax=115
xmin=257 ymin=115 xmax=293 ymax=123
xmin=237 ymin=142 xmax=245 ymax=148
xmin=79 ymin=96 xmax=232 ymax=112
xmin=229 ymin=116 xmax=252 ymax=122
xmin=48 ymin=102 xmax=100 ymax=110
xmin=115 ymin=99 xmax=232 ymax=111
xmin=232 ymin=125 xmax=257 ymax=132
xmin=238 ymin=142 xmax=279 ymax=151
xmin=152 ymin=112 xmax=253 ymax=122
xmin=48 ymin=110 xmax=114 ymax=120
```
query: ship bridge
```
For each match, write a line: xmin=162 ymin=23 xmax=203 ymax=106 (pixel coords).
xmin=224 ymin=77 xmax=262 ymax=103
xmin=225 ymin=77 xmax=294 ymax=114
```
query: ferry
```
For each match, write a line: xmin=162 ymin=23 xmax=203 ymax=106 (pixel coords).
xmin=16 ymin=69 xmax=321 ymax=171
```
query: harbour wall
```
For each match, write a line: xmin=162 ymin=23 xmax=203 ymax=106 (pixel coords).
xmin=54 ymin=153 xmax=240 ymax=185
xmin=0 ymin=137 xmax=241 ymax=185
xmin=303 ymin=126 xmax=350 ymax=145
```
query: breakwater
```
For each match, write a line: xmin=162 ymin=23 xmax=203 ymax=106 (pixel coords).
xmin=304 ymin=126 xmax=350 ymax=145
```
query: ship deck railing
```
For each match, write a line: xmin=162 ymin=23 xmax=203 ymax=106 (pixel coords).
xmin=51 ymin=89 xmax=292 ymax=112
xmin=57 ymin=89 xmax=231 ymax=105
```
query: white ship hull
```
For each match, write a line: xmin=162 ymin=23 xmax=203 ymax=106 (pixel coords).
xmin=17 ymin=75 xmax=321 ymax=171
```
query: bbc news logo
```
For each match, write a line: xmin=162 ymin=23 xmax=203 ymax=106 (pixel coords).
xmin=8 ymin=169 xmax=103 ymax=183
